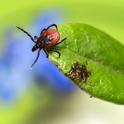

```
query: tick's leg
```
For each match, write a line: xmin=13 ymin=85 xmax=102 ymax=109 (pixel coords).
xmin=43 ymin=49 xmax=49 ymax=58
xmin=59 ymin=38 xmax=67 ymax=44
xmin=31 ymin=49 xmax=41 ymax=67
xmin=16 ymin=26 xmax=36 ymax=43
xmin=53 ymin=50 xmax=60 ymax=57
xmin=46 ymin=24 xmax=58 ymax=30
xmin=48 ymin=48 xmax=60 ymax=58
xmin=47 ymin=38 xmax=67 ymax=57
xmin=52 ymin=38 xmax=67 ymax=47
xmin=40 ymin=28 xmax=46 ymax=35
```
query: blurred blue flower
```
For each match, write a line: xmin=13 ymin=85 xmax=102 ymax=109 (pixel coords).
xmin=0 ymin=9 xmax=76 ymax=104
xmin=0 ymin=29 xmax=33 ymax=104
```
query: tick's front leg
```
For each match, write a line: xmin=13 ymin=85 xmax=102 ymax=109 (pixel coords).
xmin=43 ymin=49 xmax=49 ymax=58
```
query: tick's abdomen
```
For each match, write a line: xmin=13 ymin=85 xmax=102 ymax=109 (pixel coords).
xmin=42 ymin=29 xmax=60 ymax=48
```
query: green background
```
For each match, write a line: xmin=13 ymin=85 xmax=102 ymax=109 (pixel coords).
xmin=0 ymin=0 xmax=124 ymax=124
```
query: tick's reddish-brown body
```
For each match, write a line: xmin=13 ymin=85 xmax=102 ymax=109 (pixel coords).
xmin=41 ymin=28 xmax=60 ymax=48
xmin=16 ymin=24 xmax=66 ymax=67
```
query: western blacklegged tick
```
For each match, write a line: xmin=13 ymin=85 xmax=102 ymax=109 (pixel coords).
xmin=16 ymin=24 xmax=66 ymax=67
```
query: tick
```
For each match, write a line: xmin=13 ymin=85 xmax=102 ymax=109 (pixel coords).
xmin=66 ymin=62 xmax=91 ymax=83
xmin=16 ymin=24 xmax=66 ymax=67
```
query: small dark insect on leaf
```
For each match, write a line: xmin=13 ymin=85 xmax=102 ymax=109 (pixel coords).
xmin=16 ymin=24 xmax=67 ymax=67
xmin=66 ymin=62 xmax=91 ymax=83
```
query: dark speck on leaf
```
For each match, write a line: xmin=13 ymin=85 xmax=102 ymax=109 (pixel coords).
xmin=66 ymin=62 xmax=91 ymax=83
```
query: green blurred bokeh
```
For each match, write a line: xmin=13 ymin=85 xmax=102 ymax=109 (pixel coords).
xmin=1 ymin=0 xmax=124 ymax=43
xmin=0 ymin=0 xmax=124 ymax=124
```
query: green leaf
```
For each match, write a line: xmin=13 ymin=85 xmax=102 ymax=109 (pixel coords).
xmin=49 ymin=23 xmax=124 ymax=104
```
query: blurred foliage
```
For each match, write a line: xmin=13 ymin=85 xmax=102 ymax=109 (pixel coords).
xmin=0 ymin=87 xmax=52 ymax=124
